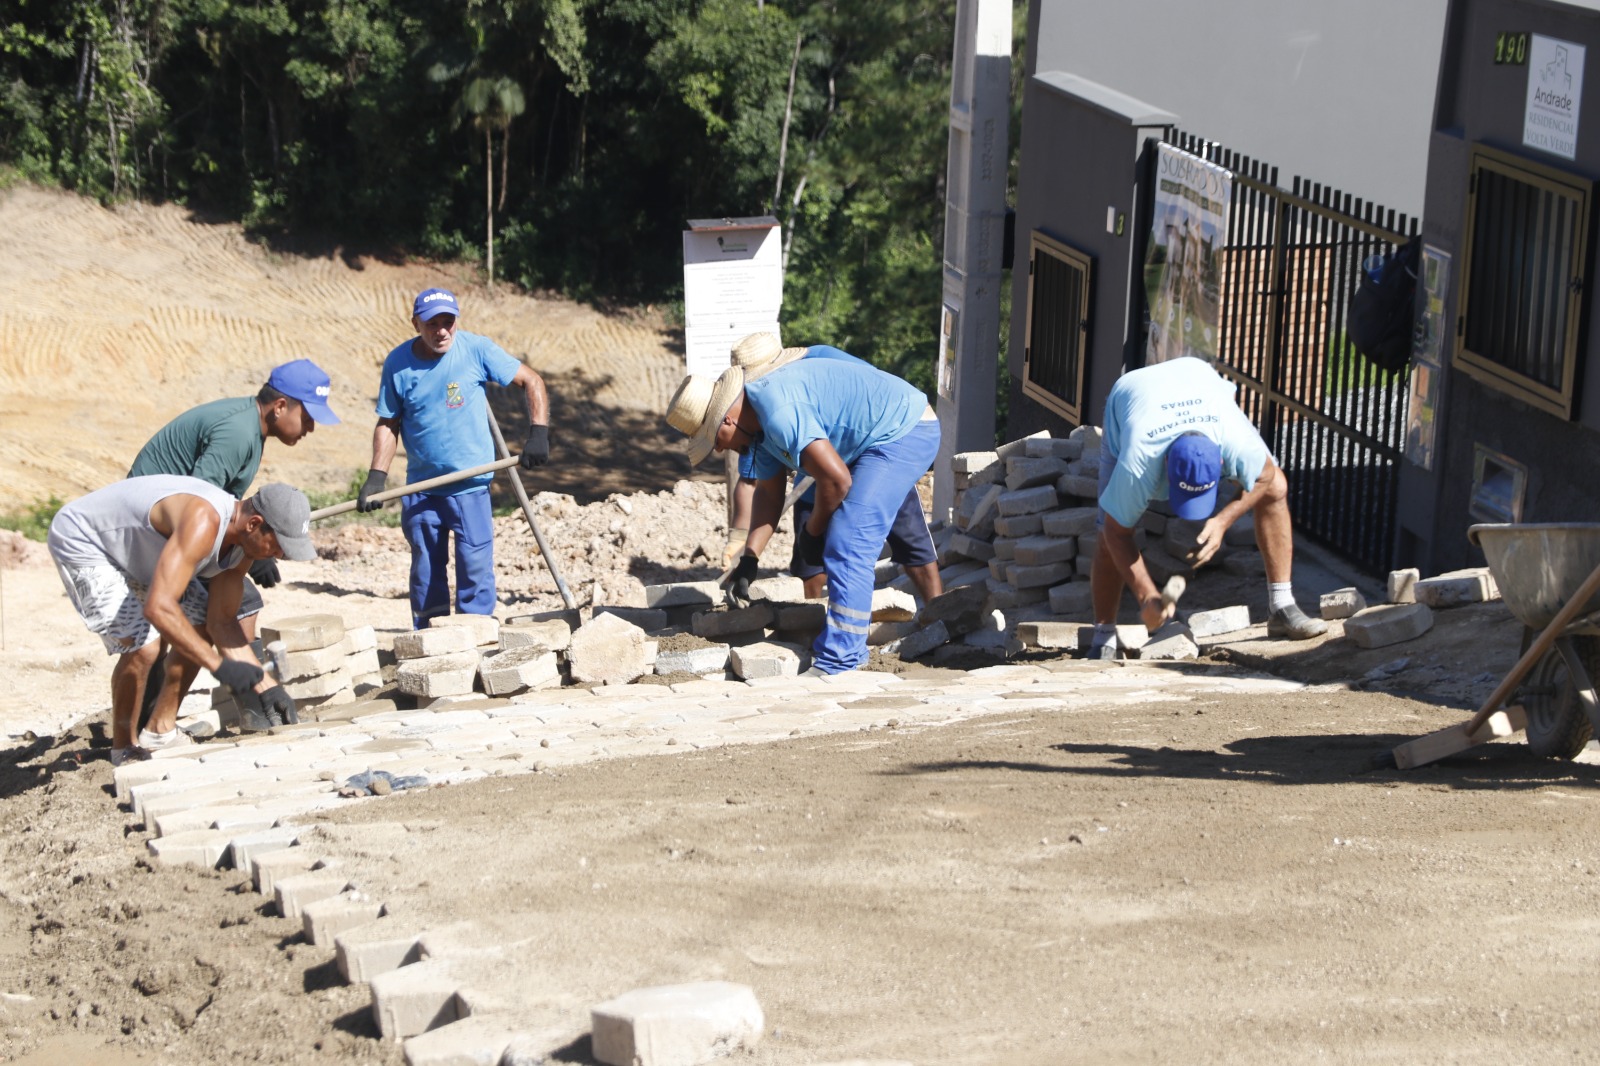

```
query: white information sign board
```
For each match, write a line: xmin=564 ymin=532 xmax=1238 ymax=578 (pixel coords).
xmin=1524 ymin=35 xmax=1585 ymax=161
xmin=681 ymin=222 xmax=784 ymax=378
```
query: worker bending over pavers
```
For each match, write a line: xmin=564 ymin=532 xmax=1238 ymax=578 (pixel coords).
xmin=358 ymin=287 xmax=551 ymax=629
xmin=47 ymin=476 xmax=316 ymax=764
xmin=1088 ymin=355 xmax=1326 ymax=660
xmin=128 ymin=359 xmax=342 ymax=727
xmin=666 ymin=354 xmax=941 ymax=675
xmin=722 ymin=333 xmax=942 ymax=606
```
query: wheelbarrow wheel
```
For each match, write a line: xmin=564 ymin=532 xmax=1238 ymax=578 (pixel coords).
xmin=1516 ymin=630 xmax=1598 ymax=760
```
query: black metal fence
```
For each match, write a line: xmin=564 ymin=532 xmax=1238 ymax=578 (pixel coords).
xmin=1158 ymin=130 xmax=1418 ymax=575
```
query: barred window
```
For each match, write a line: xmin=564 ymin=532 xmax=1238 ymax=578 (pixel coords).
xmin=1457 ymin=144 xmax=1592 ymax=419
xmin=1022 ymin=231 xmax=1093 ymax=423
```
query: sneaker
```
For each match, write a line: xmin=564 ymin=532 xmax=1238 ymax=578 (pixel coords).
xmin=800 ymin=666 xmax=831 ymax=678
xmin=109 ymin=746 xmax=151 ymax=768
xmin=136 ymin=726 xmax=195 ymax=753
xmin=1084 ymin=639 xmax=1123 ymax=661
xmin=1266 ymin=603 xmax=1328 ymax=640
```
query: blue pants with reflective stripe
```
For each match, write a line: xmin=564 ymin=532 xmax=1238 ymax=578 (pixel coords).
xmin=401 ymin=488 xmax=497 ymax=629
xmin=813 ymin=420 xmax=941 ymax=674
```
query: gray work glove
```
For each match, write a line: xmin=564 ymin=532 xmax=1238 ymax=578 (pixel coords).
xmin=248 ymin=557 xmax=280 ymax=588
xmin=520 ymin=425 xmax=550 ymax=469
xmin=213 ymin=658 xmax=264 ymax=694
xmin=725 ymin=555 xmax=759 ymax=609
xmin=357 ymin=469 xmax=387 ymax=512
xmin=259 ymin=685 xmax=299 ymax=727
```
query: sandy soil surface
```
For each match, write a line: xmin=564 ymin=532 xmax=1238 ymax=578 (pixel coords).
xmin=3 ymin=187 xmax=1599 ymax=1065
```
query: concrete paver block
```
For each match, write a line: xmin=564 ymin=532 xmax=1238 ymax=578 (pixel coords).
xmin=477 ymin=646 xmax=561 ymax=696
xmin=984 ymin=582 xmax=1048 ymax=609
xmin=286 ymin=666 xmax=353 ymax=701
xmin=146 ymin=829 xmax=233 ymax=868
xmin=1016 ymin=621 xmax=1078 ymax=649
xmin=591 ymin=981 xmax=764 ymax=1066
xmin=690 ymin=603 xmax=775 ymax=640
xmin=1076 ymin=624 xmax=1148 ymax=652
xmin=992 ymin=512 xmax=1044 ymax=538
xmin=870 ymin=588 xmax=918 ymax=622
xmin=303 ymin=892 xmax=386 ymax=947
xmin=394 ymin=627 xmax=479 ymax=660
xmin=991 ymin=538 xmax=1017 ymax=562
xmin=592 ymin=606 xmax=668 ymax=631
xmin=951 ymin=450 xmax=999 ymax=475
xmin=996 ymin=484 xmax=1059 ymax=517
xmin=655 ymin=645 xmax=730 ymax=676
xmin=1387 ymin=567 xmax=1420 ymax=603
xmin=1040 ymin=507 xmax=1098 ymax=538
xmin=335 ymin=923 xmax=424 ymax=984
xmin=1012 ymin=535 xmax=1076 ymax=567
xmin=1414 ymin=568 xmax=1498 ymax=608
xmin=402 ymin=1016 xmax=527 ymax=1066
xmin=1320 ymin=587 xmax=1369 ymax=620
xmin=1345 ymin=603 xmax=1435 ymax=649
xmin=370 ymin=959 xmax=464 ymax=1041
xmin=868 ymin=619 xmax=921 ymax=647
xmin=429 ymin=614 xmax=501 ymax=646
xmin=336 ymin=625 xmax=379 ymax=655
xmin=774 ymin=602 xmax=826 ymax=633
xmin=252 ymin=849 xmax=325 ymax=896
xmin=996 ymin=429 xmax=1051 ymax=461
xmin=279 ymin=641 xmax=348 ymax=681
xmin=397 ymin=652 xmax=482 ymax=698
xmin=729 ymin=642 xmax=803 ymax=680
xmin=1011 ymin=562 xmax=1073 ymax=589
xmin=1138 ymin=623 xmax=1199 ymax=660
xmin=748 ymin=576 xmax=807 ymax=603
xmin=568 ymin=612 xmax=652 ymax=685
xmin=947 ymin=532 xmax=996 ymax=561
xmin=897 ymin=621 xmax=950 ymax=661
xmin=114 ymin=762 xmax=170 ymax=805
xmin=345 ymin=648 xmax=382 ymax=678
xmin=1024 ymin=435 xmax=1083 ymax=460
xmin=919 ymin=583 xmax=989 ymax=635
xmin=1055 ymin=473 xmax=1099 ymax=499
xmin=644 ymin=581 xmax=725 ymax=608
xmin=228 ymin=826 xmax=302 ymax=872
xmin=499 ymin=619 xmax=573 ymax=653
xmin=262 ymin=614 xmax=346 ymax=652
xmin=275 ymin=870 xmax=354 ymax=920
xmin=1188 ymin=605 xmax=1253 ymax=639
xmin=1005 ymin=456 xmax=1070 ymax=491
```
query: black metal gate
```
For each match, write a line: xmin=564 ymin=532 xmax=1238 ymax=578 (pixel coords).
xmin=1155 ymin=131 xmax=1418 ymax=575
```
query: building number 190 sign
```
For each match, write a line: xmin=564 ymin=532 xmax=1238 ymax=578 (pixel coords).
xmin=1496 ymin=31 xmax=1529 ymax=65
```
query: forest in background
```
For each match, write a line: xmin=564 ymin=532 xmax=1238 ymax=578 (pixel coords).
xmin=1 ymin=0 xmax=1024 ymax=395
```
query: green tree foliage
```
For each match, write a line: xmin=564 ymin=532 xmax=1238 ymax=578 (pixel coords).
xmin=2 ymin=0 xmax=981 ymax=391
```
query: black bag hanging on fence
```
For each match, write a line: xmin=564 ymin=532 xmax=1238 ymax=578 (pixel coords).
xmin=1347 ymin=237 xmax=1421 ymax=374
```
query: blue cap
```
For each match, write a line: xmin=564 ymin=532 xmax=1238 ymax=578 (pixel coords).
xmin=1167 ymin=433 xmax=1222 ymax=520
xmin=413 ymin=287 xmax=461 ymax=321
xmin=266 ymin=359 xmax=341 ymax=425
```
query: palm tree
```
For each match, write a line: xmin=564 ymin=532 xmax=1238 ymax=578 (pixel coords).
xmin=456 ymin=75 xmax=525 ymax=285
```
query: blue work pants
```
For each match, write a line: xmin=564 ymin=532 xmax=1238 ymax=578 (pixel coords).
xmin=401 ymin=488 xmax=497 ymax=629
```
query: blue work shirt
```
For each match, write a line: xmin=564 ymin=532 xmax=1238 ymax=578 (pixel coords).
xmin=1100 ymin=356 xmax=1270 ymax=528
xmin=737 ymin=346 xmax=870 ymax=497
xmin=744 ymin=356 xmax=927 ymax=481
xmin=376 ymin=331 xmax=523 ymax=494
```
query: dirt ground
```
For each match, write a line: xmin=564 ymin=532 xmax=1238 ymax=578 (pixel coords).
xmin=3 ymin=186 xmax=1600 ymax=1065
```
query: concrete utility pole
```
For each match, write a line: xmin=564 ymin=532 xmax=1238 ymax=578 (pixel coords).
xmin=933 ymin=0 xmax=1012 ymax=523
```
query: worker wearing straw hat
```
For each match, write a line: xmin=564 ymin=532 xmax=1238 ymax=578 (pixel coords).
xmin=724 ymin=333 xmax=941 ymax=606
xmin=666 ymin=355 xmax=940 ymax=675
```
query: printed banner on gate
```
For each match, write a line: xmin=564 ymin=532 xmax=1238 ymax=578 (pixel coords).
xmin=1145 ymin=144 xmax=1232 ymax=365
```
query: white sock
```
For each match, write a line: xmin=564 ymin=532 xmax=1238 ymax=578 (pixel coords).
xmin=1268 ymin=582 xmax=1296 ymax=612
xmin=1092 ymin=622 xmax=1121 ymax=649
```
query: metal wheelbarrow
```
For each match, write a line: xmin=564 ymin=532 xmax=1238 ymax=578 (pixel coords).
xmin=1386 ymin=522 xmax=1600 ymax=769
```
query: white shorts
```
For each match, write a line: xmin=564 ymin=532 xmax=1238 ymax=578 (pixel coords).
xmin=55 ymin=563 xmax=211 ymax=655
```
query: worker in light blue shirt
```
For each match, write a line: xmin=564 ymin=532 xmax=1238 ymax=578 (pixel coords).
xmin=1089 ymin=356 xmax=1325 ymax=659
xmin=356 ymin=288 xmax=551 ymax=629
xmin=667 ymin=355 xmax=942 ymax=675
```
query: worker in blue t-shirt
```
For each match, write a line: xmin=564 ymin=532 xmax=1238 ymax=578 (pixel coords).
xmin=722 ymin=334 xmax=941 ymax=606
xmin=1088 ymin=356 xmax=1325 ymax=660
xmin=666 ymin=356 xmax=941 ymax=675
xmin=357 ymin=288 xmax=551 ymax=629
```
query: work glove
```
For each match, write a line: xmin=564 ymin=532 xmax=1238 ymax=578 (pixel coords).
xmin=721 ymin=528 xmax=749 ymax=570
xmin=796 ymin=524 xmax=826 ymax=568
xmin=520 ymin=425 xmax=550 ymax=469
xmin=213 ymin=658 xmax=264 ymax=695
xmin=356 ymin=468 xmax=388 ymax=512
xmin=259 ymin=684 xmax=300 ymax=727
xmin=248 ymin=557 xmax=281 ymax=589
xmin=724 ymin=555 xmax=759 ymax=609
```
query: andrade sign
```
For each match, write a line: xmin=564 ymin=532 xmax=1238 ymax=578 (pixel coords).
xmin=1144 ymin=144 xmax=1231 ymax=365
xmin=1524 ymin=34 xmax=1585 ymax=161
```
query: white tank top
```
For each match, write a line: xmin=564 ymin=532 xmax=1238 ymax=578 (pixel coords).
xmin=48 ymin=475 xmax=241 ymax=581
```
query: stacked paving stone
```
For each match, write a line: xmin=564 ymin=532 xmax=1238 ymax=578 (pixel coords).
xmin=210 ymin=615 xmax=383 ymax=726
xmin=119 ymin=659 xmax=1305 ymax=1063
xmin=1332 ymin=564 xmax=1500 ymax=650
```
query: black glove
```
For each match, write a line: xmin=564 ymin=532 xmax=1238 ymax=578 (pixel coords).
xmin=259 ymin=685 xmax=299 ymax=727
xmin=725 ymin=554 xmax=759 ymax=609
xmin=356 ymin=468 xmax=388 ymax=512
xmin=520 ymin=425 xmax=550 ymax=469
xmin=797 ymin=524 xmax=826 ymax=568
xmin=213 ymin=658 xmax=264 ymax=694
xmin=248 ymin=557 xmax=280 ymax=589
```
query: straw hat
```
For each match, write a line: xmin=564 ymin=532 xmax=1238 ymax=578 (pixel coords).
xmin=731 ymin=332 xmax=808 ymax=380
xmin=665 ymin=366 xmax=747 ymax=465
